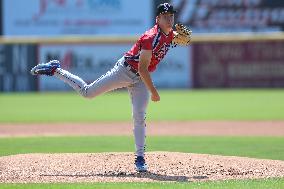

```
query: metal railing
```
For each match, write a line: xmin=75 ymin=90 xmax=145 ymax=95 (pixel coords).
xmin=1 ymin=32 xmax=284 ymax=44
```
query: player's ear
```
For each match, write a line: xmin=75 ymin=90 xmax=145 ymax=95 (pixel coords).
xmin=156 ymin=16 xmax=159 ymax=24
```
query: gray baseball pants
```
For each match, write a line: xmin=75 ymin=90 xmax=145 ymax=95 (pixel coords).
xmin=53 ymin=57 xmax=149 ymax=157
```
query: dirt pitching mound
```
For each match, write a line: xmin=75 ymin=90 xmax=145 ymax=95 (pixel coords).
xmin=0 ymin=152 xmax=283 ymax=183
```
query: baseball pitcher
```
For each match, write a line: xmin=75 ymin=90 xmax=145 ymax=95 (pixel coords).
xmin=31 ymin=3 xmax=191 ymax=172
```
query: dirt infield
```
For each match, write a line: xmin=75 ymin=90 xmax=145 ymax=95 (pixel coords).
xmin=1 ymin=152 xmax=283 ymax=183
xmin=1 ymin=121 xmax=283 ymax=183
xmin=0 ymin=121 xmax=284 ymax=137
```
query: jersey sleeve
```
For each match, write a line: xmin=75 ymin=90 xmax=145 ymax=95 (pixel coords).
xmin=140 ymin=35 xmax=153 ymax=50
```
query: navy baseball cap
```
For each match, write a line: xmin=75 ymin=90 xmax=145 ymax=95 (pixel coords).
xmin=156 ymin=3 xmax=177 ymax=16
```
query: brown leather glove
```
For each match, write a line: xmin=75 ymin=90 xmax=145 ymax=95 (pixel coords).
xmin=172 ymin=23 xmax=192 ymax=46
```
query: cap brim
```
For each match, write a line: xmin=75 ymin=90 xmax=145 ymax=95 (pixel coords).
xmin=158 ymin=10 xmax=177 ymax=15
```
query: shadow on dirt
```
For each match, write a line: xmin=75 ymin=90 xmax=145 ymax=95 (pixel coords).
xmin=41 ymin=171 xmax=209 ymax=182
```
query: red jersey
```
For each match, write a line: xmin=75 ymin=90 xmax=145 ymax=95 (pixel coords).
xmin=124 ymin=24 xmax=175 ymax=72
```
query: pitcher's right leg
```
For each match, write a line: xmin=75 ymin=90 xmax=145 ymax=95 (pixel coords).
xmin=53 ymin=68 xmax=88 ymax=96
xmin=56 ymin=62 xmax=134 ymax=98
xmin=31 ymin=59 xmax=133 ymax=99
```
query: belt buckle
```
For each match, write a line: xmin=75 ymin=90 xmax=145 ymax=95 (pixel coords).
xmin=124 ymin=61 xmax=139 ymax=76
xmin=124 ymin=62 xmax=131 ymax=71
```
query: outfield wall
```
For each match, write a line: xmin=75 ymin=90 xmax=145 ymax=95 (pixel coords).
xmin=0 ymin=33 xmax=284 ymax=91
xmin=0 ymin=44 xmax=37 ymax=92
xmin=192 ymin=41 xmax=284 ymax=88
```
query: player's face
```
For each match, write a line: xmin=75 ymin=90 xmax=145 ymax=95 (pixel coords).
xmin=157 ymin=13 xmax=174 ymax=30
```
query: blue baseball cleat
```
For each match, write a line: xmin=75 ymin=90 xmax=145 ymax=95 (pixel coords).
xmin=135 ymin=156 xmax=148 ymax=172
xmin=30 ymin=60 xmax=61 ymax=76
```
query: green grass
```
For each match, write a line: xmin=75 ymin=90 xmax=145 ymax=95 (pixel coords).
xmin=1 ymin=136 xmax=283 ymax=160
xmin=1 ymin=90 xmax=283 ymax=188
xmin=0 ymin=178 xmax=283 ymax=189
xmin=0 ymin=89 xmax=283 ymax=123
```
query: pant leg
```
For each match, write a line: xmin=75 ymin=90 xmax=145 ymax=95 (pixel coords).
xmin=54 ymin=60 xmax=133 ymax=99
xmin=128 ymin=79 xmax=150 ymax=157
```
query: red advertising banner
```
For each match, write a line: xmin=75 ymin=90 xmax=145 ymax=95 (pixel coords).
xmin=172 ymin=0 xmax=284 ymax=33
xmin=192 ymin=41 xmax=284 ymax=88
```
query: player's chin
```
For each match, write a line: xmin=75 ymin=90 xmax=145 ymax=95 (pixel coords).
xmin=165 ymin=24 xmax=173 ymax=29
